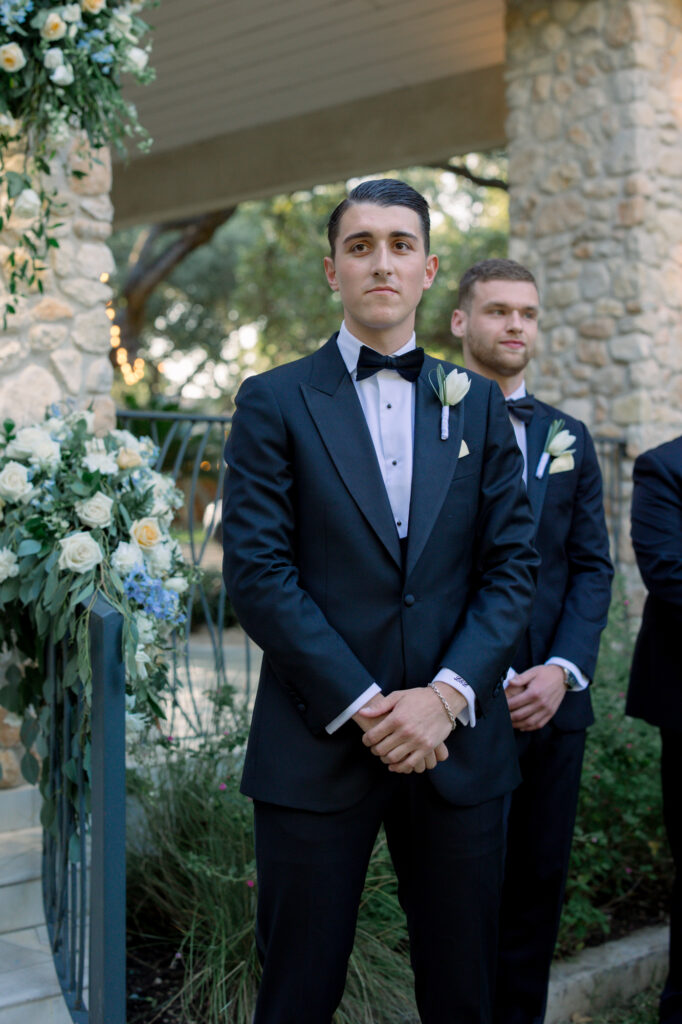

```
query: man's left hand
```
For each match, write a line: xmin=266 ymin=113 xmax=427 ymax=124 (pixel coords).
xmin=505 ymin=664 xmax=566 ymax=731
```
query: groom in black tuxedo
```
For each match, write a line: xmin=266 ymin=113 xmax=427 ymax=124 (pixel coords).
xmin=452 ymin=259 xmax=613 ymax=1024
xmin=628 ymin=436 xmax=682 ymax=1024
xmin=223 ymin=181 xmax=539 ymax=1024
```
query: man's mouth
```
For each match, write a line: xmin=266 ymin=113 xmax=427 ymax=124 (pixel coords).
xmin=368 ymin=286 xmax=398 ymax=294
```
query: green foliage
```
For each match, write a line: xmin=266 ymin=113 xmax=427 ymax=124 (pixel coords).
xmin=558 ymin=581 xmax=672 ymax=956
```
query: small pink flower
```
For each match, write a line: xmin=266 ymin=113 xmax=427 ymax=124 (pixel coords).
xmin=607 ymin=713 xmax=613 ymax=720
xmin=624 ymin=599 xmax=630 ymax=606
xmin=626 ymin=743 xmax=633 ymax=749
xmin=592 ymin=837 xmax=598 ymax=843
xmin=246 ymin=880 xmax=255 ymax=888
xmin=166 ymin=735 xmax=174 ymax=743
xmin=625 ymin=867 xmax=633 ymax=875
xmin=219 ymin=782 xmax=227 ymax=791
xmin=593 ymin=773 xmax=601 ymax=780
xmin=618 ymin=691 xmax=625 ymax=698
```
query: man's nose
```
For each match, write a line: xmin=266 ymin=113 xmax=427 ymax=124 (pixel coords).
xmin=372 ymin=243 xmax=394 ymax=275
xmin=507 ymin=310 xmax=523 ymax=331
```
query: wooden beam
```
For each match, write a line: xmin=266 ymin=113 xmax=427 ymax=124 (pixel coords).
xmin=112 ymin=63 xmax=506 ymax=227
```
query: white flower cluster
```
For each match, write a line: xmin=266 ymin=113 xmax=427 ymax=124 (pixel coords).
xmin=0 ymin=1 xmax=150 ymax=90
xmin=0 ymin=410 xmax=193 ymax=700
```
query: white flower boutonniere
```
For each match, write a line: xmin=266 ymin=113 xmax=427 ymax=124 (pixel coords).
xmin=429 ymin=365 xmax=471 ymax=440
xmin=535 ymin=420 xmax=576 ymax=479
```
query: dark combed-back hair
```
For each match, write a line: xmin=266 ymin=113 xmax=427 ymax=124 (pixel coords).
xmin=327 ymin=179 xmax=431 ymax=256
xmin=457 ymin=259 xmax=538 ymax=311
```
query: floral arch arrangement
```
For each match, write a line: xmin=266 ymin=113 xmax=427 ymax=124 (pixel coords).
xmin=0 ymin=0 xmax=154 ymax=309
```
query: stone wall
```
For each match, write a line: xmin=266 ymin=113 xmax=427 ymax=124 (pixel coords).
xmin=0 ymin=138 xmax=117 ymax=430
xmin=506 ymin=0 xmax=682 ymax=599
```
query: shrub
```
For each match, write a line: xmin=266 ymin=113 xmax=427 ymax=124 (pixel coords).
xmin=558 ymin=581 xmax=673 ymax=955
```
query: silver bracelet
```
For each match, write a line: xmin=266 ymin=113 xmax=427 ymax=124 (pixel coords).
xmin=428 ymin=682 xmax=457 ymax=732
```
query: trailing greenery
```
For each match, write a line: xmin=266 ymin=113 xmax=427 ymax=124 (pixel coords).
xmin=0 ymin=408 xmax=194 ymax=812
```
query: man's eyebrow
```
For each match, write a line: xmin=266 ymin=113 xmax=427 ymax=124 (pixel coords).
xmin=482 ymin=300 xmax=539 ymax=312
xmin=341 ymin=229 xmax=420 ymax=245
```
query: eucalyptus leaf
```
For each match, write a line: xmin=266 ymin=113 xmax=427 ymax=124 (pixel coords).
xmin=20 ymin=751 xmax=40 ymax=786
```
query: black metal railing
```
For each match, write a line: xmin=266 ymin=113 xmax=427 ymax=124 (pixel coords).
xmin=116 ymin=409 xmax=256 ymax=740
xmin=594 ymin=436 xmax=628 ymax=569
xmin=42 ymin=594 xmax=126 ymax=1024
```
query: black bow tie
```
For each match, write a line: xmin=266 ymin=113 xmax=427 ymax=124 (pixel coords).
xmin=505 ymin=395 xmax=535 ymax=424
xmin=355 ymin=345 xmax=424 ymax=383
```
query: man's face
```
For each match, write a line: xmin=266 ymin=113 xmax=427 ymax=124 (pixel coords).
xmin=451 ymin=278 xmax=539 ymax=384
xmin=323 ymin=202 xmax=438 ymax=349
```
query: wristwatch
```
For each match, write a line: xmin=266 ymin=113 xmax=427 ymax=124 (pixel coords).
xmin=561 ymin=666 xmax=580 ymax=690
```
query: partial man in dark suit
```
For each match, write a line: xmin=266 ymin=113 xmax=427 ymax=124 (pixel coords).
xmin=452 ymin=259 xmax=613 ymax=1024
xmin=223 ymin=181 xmax=539 ymax=1024
xmin=628 ymin=436 xmax=682 ymax=1024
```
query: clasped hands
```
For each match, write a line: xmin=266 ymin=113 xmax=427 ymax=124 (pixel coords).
xmin=353 ymin=686 xmax=465 ymax=774
xmin=505 ymin=664 xmax=567 ymax=731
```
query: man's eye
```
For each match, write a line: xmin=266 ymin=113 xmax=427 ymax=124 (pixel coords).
xmin=394 ymin=241 xmax=411 ymax=251
xmin=350 ymin=242 xmax=369 ymax=253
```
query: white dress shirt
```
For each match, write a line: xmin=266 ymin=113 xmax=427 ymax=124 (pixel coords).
xmin=505 ymin=381 xmax=588 ymax=692
xmin=325 ymin=323 xmax=476 ymax=734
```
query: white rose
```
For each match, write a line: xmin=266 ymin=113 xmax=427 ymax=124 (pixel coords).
xmin=444 ymin=369 xmax=471 ymax=406
xmin=81 ymin=0 xmax=106 ymax=13
xmin=51 ymin=62 xmax=75 ymax=86
xmin=0 ymin=43 xmax=27 ymax=73
xmin=164 ymin=575 xmax=189 ymax=595
xmin=62 ymin=3 xmax=82 ymax=21
xmin=75 ymin=490 xmax=114 ymax=528
xmin=110 ymin=428 xmax=142 ymax=452
xmin=125 ymin=45 xmax=148 ymax=72
xmin=12 ymin=188 xmax=42 ymax=221
xmin=548 ymin=452 xmax=576 ymax=475
xmin=70 ymin=410 xmax=95 ymax=433
xmin=130 ymin=517 xmax=162 ymax=549
xmin=0 ymin=547 xmax=19 ymax=583
xmin=58 ymin=532 xmax=103 ymax=574
xmin=41 ymin=12 xmax=68 ymax=41
xmin=145 ymin=541 xmax=172 ymax=576
xmin=547 ymin=430 xmax=576 ymax=457
xmin=6 ymin=427 xmax=60 ymax=470
xmin=111 ymin=540 xmax=143 ymax=576
xmin=43 ymin=48 xmax=64 ymax=70
xmin=110 ymin=9 xmax=133 ymax=37
xmin=0 ymin=461 xmax=33 ymax=502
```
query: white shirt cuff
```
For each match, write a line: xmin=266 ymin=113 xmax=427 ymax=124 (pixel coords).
xmin=325 ymin=683 xmax=382 ymax=734
xmin=546 ymin=656 xmax=589 ymax=692
xmin=433 ymin=670 xmax=476 ymax=727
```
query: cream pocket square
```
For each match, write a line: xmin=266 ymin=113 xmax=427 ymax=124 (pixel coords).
xmin=548 ymin=452 xmax=574 ymax=474
xmin=458 ymin=440 xmax=469 ymax=458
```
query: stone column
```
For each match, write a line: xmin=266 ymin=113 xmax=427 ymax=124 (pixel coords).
xmin=0 ymin=138 xmax=117 ymax=786
xmin=506 ymin=0 xmax=682 ymax=600
xmin=0 ymin=138 xmax=116 ymax=430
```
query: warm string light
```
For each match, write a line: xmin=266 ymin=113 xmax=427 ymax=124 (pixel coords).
xmin=104 ymin=300 xmax=145 ymax=385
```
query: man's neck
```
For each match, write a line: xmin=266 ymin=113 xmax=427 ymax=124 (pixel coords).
xmin=343 ymin=319 xmax=416 ymax=355
xmin=464 ymin=362 xmax=525 ymax=398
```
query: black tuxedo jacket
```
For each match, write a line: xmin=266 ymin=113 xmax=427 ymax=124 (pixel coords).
xmin=628 ymin=436 xmax=682 ymax=729
xmin=223 ymin=336 xmax=539 ymax=812
xmin=512 ymin=398 xmax=613 ymax=731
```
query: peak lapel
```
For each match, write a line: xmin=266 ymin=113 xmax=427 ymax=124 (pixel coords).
xmin=525 ymin=406 xmax=553 ymax=522
xmin=300 ymin=340 xmax=402 ymax=568
xmin=406 ymin=366 xmax=464 ymax=578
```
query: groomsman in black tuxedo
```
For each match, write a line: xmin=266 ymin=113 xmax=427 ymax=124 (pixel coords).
xmin=628 ymin=436 xmax=682 ymax=1024
xmin=452 ymin=259 xmax=613 ymax=1024
xmin=223 ymin=183 xmax=539 ymax=1023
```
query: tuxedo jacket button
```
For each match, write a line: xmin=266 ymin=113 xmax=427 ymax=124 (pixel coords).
xmin=296 ymin=701 xmax=306 ymax=712
xmin=403 ymin=594 xmax=415 ymax=607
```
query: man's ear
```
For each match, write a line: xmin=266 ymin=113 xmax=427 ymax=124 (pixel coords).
xmin=423 ymin=253 xmax=439 ymax=291
xmin=323 ymin=256 xmax=338 ymax=291
xmin=450 ymin=308 xmax=466 ymax=339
